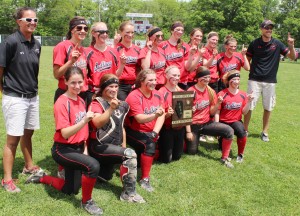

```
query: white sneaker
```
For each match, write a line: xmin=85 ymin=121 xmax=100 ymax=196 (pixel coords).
xmin=206 ymin=136 xmax=215 ymax=142
xmin=199 ymin=135 xmax=207 ymax=142
xmin=236 ymin=154 xmax=244 ymax=163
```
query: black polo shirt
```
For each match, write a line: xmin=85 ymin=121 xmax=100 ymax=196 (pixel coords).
xmin=246 ymin=37 xmax=288 ymax=83
xmin=0 ymin=30 xmax=41 ymax=94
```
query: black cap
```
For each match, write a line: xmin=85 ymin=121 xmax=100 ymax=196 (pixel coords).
xmin=260 ymin=20 xmax=274 ymax=28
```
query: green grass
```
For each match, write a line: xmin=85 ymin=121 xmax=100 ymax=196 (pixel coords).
xmin=0 ymin=47 xmax=299 ymax=216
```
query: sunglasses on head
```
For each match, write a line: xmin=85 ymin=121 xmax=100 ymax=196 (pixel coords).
xmin=76 ymin=26 xmax=89 ymax=32
xmin=19 ymin=18 xmax=38 ymax=23
xmin=95 ymin=30 xmax=109 ymax=35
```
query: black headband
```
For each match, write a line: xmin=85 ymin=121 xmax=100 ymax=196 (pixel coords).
xmin=194 ymin=69 xmax=210 ymax=80
xmin=148 ymin=28 xmax=161 ymax=38
xmin=228 ymin=73 xmax=240 ymax=81
xmin=100 ymin=78 xmax=119 ymax=90
xmin=70 ymin=19 xmax=88 ymax=30
xmin=171 ymin=23 xmax=183 ymax=30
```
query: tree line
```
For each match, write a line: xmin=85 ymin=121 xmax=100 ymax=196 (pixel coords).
xmin=1 ymin=0 xmax=300 ymax=46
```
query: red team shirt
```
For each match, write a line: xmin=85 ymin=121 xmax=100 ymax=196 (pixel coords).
xmin=217 ymin=89 xmax=248 ymax=123
xmin=159 ymin=40 xmax=189 ymax=83
xmin=53 ymin=40 xmax=89 ymax=91
xmin=202 ymin=47 xmax=219 ymax=81
xmin=126 ymin=89 xmax=163 ymax=132
xmin=54 ymin=95 xmax=88 ymax=144
xmin=217 ymin=52 xmax=245 ymax=79
xmin=116 ymin=43 xmax=141 ymax=82
xmin=139 ymin=47 xmax=167 ymax=85
xmin=188 ymin=85 xmax=217 ymax=124
xmin=159 ymin=86 xmax=183 ymax=127
xmin=85 ymin=45 xmax=119 ymax=88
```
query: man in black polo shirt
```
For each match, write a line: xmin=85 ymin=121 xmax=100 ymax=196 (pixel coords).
xmin=244 ymin=20 xmax=297 ymax=142
xmin=0 ymin=7 xmax=42 ymax=192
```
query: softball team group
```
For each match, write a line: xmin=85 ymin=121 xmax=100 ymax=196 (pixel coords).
xmin=1 ymin=6 xmax=297 ymax=216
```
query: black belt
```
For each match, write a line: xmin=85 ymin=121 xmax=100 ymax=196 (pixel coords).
xmin=3 ymin=91 xmax=38 ymax=99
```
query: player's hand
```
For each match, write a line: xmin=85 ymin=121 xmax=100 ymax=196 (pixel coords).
xmin=71 ymin=43 xmax=81 ymax=63
xmin=146 ymin=39 xmax=153 ymax=50
xmin=110 ymin=98 xmax=120 ymax=110
xmin=186 ymin=132 xmax=194 ymax=141
xmin=199 ymin=44 xmax=206 ymax=57
xmin=114 ymin=29 xmax=121 ymax=46
xmin=119 ymin=48 xmax=127 ymax=65
xmin=241 ymin=44 xmax=247 ymax=56
xmin=167 ymin=105 xmax=174 ymax=115
xmin=189 ymin=44 xmax=197 ymax=56
xmin=212 ymin=48 xmax=218 ymax=57
xmin=287 ymin=32 xmax=295 ymax=47
xmin=155 ymin=106 xmax=165 ymax=117
xmin=84 ymin=106 xmax=95 ymax=123
xmin=247 ymin=91 xmax=254 ymax=102
xmin=217 ymin=95 xmax=224 ymax=104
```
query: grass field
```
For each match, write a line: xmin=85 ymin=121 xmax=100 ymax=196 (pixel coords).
xmin=0 ymin=46 xmax=299 ymax=216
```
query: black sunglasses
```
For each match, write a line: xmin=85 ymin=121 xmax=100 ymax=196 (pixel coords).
xmin=76 ymin=26 xmax=89 ymax=32
xmin=264 ymin=27 xmax=273 ymax=30
xmin=95 ymin=30 xmax=109 ymax=35
xmin=19 ymin=18 xmax=38 ymax=23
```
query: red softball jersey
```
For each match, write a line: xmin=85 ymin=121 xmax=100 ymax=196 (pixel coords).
xmin=53 ymin=40 xmax=89 ymax=91
xmin=217 ymin=88 xmax=248 ymax=123
xmin=186 ymin=48 xmax=203 ymax=82
xmin=85 ymin=45 xmax=119 ymax=88
xmin=54 ymin=95 xmax=88 ymax=144
xmin=202 ymin=47 xmax=219 ymax=80
xmin=217 ymin=52 xmax=245 ymax=79
xmin=139 ymin=47 xmax=167 ymax=85
xmin=115 ymin=43 xmax=140 ymax=82
xmin=125 ymin=88 xmax=163 ymax=132
xmin=188 ymin=85 xmax=217 ymax=124
xmin=159 ymin=40 xmax=189 ymax=83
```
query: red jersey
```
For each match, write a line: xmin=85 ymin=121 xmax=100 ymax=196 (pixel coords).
xmin=159 ymin=40 xmax=189 ymax=83
xmin=53 ymin=95 xmax=88 ymax=144
xmin=217 ymin=89 xmax=248 ymax=123
xmin=85 ymin=46 xmax=119 ymax=88
xmin=202 ymin=47 xmax=219 ymax=80
xmin=139 ymin=47 xmax=166 ymax=85
xmin=115 ymin=43 xmax=140 ymax=81
xmin=216 ymin=52 xmax=244 ymax=79
xmin=159 ymin=86 xmax=183 ymax=127
xmin=53 ymin=40 xmax=89 ymax=91
xmin=188 ymin=85 xmax=217 ymax=124
xmin=125 ymin=89 xmax=163 ymax=132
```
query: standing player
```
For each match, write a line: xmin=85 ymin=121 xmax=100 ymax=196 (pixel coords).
xmin=0 ymin=7 xmax=42 ymax=193
xmin=88 ymin=74 xmax=145 ymax=203
xmin=159 ymin=21 xmax=192 ymax=90
xmin=125 ymin=69 xmax=165 ymax=192
xmin=215 ymin=70 xmax=253 ymax=163
xmin=86 ymin=22 xmax=126 ymax=92
xmin=186 ymin=28 xmax=206 ymax=89
xmin=186 ymin=66 xmax=235 ymax=168
xmin=26 ymin=66 xmax=103 ymax=215
xmin=216 ymin=34 xmax=250 ymax=91
xmin=139 ymin=26 xmax=166 ymax=89
xmin=244 ymin=20 xmax=297 ymax=141
xmin=115 ymin=21 xmax=141 ymax=100
xmin=53 ymin=16 xmax=92 ymax=105
xmin=202 ymin=31 xmax=219 ymax=92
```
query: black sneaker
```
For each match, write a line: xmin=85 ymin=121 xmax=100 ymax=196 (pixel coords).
xmin=120 ymin=191 xmax=146 ymax=203
xmin=139 ymin=177 xmax=154 ymax=192
xmin=81 ymin=199 xmax=103 ymax=215
xmin=25 ymin=170 xmax=46 ymax=184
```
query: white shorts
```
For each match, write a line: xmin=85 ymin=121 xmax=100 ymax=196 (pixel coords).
xmin=247 ymin=80 xmax=276 ymax=111
xmin=2 ymin=94 xmax=40 ymax=136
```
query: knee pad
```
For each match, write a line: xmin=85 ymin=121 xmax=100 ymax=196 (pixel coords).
xmin=124 ymin=148 xmax=137 ymax=159
xmin=145 ymin=142 xmax=156 ymax=156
